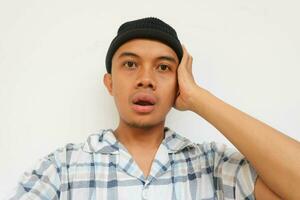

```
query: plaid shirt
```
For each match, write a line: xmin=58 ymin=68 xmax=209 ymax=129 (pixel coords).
xmin=9 ymin=128 xmax=257 ymax=200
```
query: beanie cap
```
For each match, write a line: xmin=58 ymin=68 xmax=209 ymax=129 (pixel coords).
xmin=105 ymin=17 xmax=183 ymax=73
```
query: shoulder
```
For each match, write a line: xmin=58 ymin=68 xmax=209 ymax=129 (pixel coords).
xmin=166 ymin=128 xmax=240 ymax=159
xmin=167 ymin=129 xmax=248 ymax=170
xmin=196 ymin=141 xmax=245 ymax=160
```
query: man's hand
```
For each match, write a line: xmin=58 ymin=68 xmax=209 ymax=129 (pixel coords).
xmin=174 ymin=45 xmax=200 ymax=111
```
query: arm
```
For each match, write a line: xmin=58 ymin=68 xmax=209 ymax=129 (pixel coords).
xmin=175 ymin=46 xmax=300 ymax=199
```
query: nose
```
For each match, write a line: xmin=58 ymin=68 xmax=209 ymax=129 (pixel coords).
xmin=135 ymin=67 xmax=156 ymax=90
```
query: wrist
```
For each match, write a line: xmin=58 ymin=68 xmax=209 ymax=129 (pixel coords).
xmin=189 ymin=86 xmax=212 ymax=114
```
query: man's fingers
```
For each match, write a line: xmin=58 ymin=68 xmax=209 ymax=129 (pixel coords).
xmin=180 ymin=45 xmax=189 ymax=68
xmin=180 ymin=44 xmax=193 ymax=74
xmin=188 ymin=55 xmax=193 ymax=73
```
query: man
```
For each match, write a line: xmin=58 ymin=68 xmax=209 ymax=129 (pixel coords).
xmin=8 ymin=17 xmax=300 ymax=199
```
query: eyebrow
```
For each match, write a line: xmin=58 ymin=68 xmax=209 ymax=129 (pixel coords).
xmin=118 ymin=51 xmax=177 ymax=64
xmin=118 ymin=52 xmax=140 ymax=59
xmin=157 ymin=56 xmax=177 ymax=64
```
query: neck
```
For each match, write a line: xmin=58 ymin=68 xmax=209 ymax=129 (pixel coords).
xmin=113 ymin=120 xmax=165 ymax=151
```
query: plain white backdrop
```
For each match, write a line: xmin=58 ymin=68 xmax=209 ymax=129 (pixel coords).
xmin=0 ymin=0 xmax=299 ymax=198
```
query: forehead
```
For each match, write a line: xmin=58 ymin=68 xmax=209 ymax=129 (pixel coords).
xmin=112 ymin=38 xmax=179 ymax=62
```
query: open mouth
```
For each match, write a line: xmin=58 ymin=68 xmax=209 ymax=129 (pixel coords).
xmin=131 ymin=93 xmax=157 ymax=113
xmin=133 ymin=100 xmax=155 ymax=106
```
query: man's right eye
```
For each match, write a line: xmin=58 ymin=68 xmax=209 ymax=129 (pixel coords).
xmin=123 ymin=61 xmax=137 ymax=69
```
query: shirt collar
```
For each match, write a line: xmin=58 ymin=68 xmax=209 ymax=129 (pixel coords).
xmin=163 ymin=127 xmax=197 ymax=153
xmin=82 ymin=127 xmax=196 ymax=154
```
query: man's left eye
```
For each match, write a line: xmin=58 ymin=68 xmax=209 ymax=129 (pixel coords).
xmin=158 ymin=64 xmax=169 ymax=71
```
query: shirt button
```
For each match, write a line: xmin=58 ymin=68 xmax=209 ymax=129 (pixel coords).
xmin=142 ymin=188 xmax=149 ymax=199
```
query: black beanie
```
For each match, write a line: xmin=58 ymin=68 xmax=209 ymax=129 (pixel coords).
xmin=105 ymin=17 xmax=183 ymax=74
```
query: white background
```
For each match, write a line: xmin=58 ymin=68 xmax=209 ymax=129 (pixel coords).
xmin=0 ymin=0 xmax=299 ymax=198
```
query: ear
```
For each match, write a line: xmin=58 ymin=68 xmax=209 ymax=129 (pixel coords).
xmin=103 ymin=73 xmax=113 ymax=96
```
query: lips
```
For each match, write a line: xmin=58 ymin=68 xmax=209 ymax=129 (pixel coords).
xmin=132 ymin=94 xmax=156 ymax=105
xmin=131 ymin=93 xmax=157 ymax=113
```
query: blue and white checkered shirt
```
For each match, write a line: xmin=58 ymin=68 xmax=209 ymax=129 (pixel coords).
xmin=8 ymin=128 xmax=257 ymax=200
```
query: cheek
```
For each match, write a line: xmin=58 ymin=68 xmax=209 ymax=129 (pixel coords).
xmin=111 ymin=75 xmax=128 ymax=94
xmin=111 ymin=77 xmax=132 ymax=107
xmin=167 ymin=74 xmax=177 ymax=90
xmin=159 ymin=77 xmax=177 ymax=104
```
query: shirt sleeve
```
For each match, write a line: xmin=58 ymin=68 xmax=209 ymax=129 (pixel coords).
xmin=7 ymin=152 xmax=62 ymax=200
xmin=200 ymin=142 xmax=258 ymax=200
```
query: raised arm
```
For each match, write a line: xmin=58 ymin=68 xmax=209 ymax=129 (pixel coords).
xmin=174 ymin=45 xmax=300 ymax=200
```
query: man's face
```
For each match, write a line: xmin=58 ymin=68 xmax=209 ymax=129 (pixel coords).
xmin=104 ymin=39 xmax=179 ymax=129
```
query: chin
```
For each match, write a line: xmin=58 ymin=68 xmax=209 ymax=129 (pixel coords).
xmin=127 ymin=122 xmax=157 ymax=129
xmin=123 ymin=117 xmax=165 ymax=129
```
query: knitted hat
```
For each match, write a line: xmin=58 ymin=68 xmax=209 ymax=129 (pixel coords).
xmin=105 ymin=17 xmax=183 ymax=73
